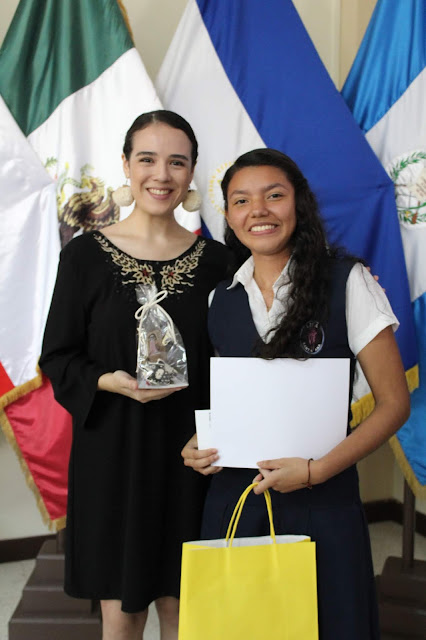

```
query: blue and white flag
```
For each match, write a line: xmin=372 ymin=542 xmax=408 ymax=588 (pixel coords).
xmin=342 ymin=0 xmax=426 ymax=496
xmin=157 ymin=0 xmax=418 ymax=429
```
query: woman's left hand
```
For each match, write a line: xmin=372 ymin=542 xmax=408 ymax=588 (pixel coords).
xmin=181 ymin=434 xmax=223 ymax=475
xmin=366 ymin=266 xmax=385 ymax=292
xmin=252 ymin=457 xmax=314 ymax=494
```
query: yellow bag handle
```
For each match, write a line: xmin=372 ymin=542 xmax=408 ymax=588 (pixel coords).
xmin=225 ymin=483 xmax=276 ymax=547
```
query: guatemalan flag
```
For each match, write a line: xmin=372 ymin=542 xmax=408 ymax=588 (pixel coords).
xmin=342 ymin=0 xmax=426 ymax=497
xmin=157 ymin=1 xmax=418 ymax=431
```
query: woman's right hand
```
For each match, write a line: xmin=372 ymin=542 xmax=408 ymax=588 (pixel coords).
xmin=98 ymin=370 xmax=184 ymax=403
xmin=181 ymin=434 xmax=222 ymax=475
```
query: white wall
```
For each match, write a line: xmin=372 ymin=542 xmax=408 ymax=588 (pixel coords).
xmin=1 ymin=0 xmax=423 ymax=539
xmin=0 ymin=429 xmax=51 ymax=537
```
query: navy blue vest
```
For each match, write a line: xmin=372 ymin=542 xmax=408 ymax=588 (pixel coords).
xmin=203 ymin=262 xmax=378 ymax=640
xmin=208 ymin=258 xmax=357 ymax=428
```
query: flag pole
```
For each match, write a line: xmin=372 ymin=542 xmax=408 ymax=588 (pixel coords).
xmin=375 ymin=481 xmax=426 ymax=636
xmin=402 ymin=480 xmax=415 ymax=569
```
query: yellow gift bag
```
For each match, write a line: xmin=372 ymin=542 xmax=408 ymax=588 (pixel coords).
xmin=179 ymin=483 xmax=318 ymax=640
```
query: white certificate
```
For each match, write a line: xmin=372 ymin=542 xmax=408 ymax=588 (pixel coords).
xmin=204 ymin=357 xmax=350 ymax=469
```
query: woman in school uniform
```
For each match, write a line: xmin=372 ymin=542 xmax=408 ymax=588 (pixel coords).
xmin=182 ymin=148 xmax=410 ymax=639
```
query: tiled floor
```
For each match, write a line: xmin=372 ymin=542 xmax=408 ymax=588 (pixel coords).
xmin=1 ymin=522 xmax=425 ymax=640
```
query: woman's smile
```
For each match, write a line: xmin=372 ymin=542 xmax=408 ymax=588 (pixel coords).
xmin=248 ymin=223 xmax=279 ymax=233
xmin=124 ymin=122 xmax=194 ymax=216
xmin=147 ymin=187 xmax=174 ymax=199
xmin=226 ymin=165 xmax=296 ymax=259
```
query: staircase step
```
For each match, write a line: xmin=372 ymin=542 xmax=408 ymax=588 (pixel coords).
xmin=381 ymin=635 xmax=419 ymax=640
xmin=379 ymin=599 xmax=426 ymax=638
xmin=21 ymin=581 xmax=92 ymax=614
xmin=378 ymin=556 xmax=426 ymax=606
xmin=9 ymin=601 xmax=102 ymax=640
xmin=16 ymin=539 xmax=92 ymax=614
xmin=30 ymin=539 xmax=65 ymax=583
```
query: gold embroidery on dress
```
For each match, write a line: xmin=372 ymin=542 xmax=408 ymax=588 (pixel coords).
xmin=159 ymin=240 xmax=206 ymax=293
xmin=94 ymin=233 xmax=206 ymax=294
xmin=95 ymin=233 xmax=154 ymax=285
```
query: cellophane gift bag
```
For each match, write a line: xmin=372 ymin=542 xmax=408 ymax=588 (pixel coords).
xmin=135 ymin=284 xmax=188 ymax=389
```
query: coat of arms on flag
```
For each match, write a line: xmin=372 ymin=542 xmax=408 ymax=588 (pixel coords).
xmin=342 ymin=0 xmax=426 ymax=497
xmin=157 ymin=0 xmax=418 ymax=434
xmin=0 ymin=0 xmax=163 ymax=529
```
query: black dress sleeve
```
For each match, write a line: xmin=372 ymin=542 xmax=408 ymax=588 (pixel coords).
xmin=205 ymin=239 xmax=234 ymax=288
xmin=39 ymin=240 xmax=109 ymax=428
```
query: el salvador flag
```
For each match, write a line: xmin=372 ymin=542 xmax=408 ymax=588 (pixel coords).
xmin=342 ymin=0 xmax=426 ymax=496
xmin=156 ymin=0 xmax=417 ymax=430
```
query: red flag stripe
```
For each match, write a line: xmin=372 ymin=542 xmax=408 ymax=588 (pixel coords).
xmin=1 ymin=375 xmax=71 ymax=529
xmin=0 ymin=361 xmax=14 ymax=396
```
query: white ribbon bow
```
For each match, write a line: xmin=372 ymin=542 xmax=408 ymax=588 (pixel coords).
xmin=135 ymin=290 xmax=177 ymax=363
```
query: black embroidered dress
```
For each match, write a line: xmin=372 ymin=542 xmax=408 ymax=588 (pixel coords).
xmin=39 ymin=231 xmax=229 ymax=612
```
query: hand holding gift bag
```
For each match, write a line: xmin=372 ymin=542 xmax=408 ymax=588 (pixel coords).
xmin=179 ymin=483 xmax=318 ymax=640
xmin=135 ymin=283 xmax=188 ymax=389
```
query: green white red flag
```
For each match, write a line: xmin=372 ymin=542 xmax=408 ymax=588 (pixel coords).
xmin=0 ymin=0 xmax=167 ymax=529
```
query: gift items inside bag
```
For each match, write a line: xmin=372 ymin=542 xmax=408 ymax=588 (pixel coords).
xmin=135 ymin=284 xmax=188 ymax=389
xmin=179 ymin=483 xmax=318 ymax=640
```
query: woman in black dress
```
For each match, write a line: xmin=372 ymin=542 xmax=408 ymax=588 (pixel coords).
xmin=182 ymin=148 xmax=410 ymax=639
xmin=40 ymin=110 xmax=229 ymax=640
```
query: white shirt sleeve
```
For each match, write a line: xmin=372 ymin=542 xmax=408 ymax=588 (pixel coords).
xmin=346 ymin=263 xmax=399 ymax=357
xmin=208 ymin=288 xmax=220 ymax=356
xmin=208 ymin=288 xmax=216 ymax=307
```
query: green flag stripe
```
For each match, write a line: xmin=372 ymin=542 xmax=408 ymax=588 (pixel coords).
xmin=0 ymin=0 xmax=133 ymax=136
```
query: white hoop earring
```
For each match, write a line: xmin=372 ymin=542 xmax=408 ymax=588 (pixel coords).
xmin=112 ymin=178 xmax=134 ymax=207
xmin=182 ymin=189 xmax=202 ymax=212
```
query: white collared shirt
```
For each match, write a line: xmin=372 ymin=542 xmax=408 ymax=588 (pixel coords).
xmin=227 ymin=256 xmax=293 ymax=345
xmin=209 ymin=256 xmax=399 ymax=401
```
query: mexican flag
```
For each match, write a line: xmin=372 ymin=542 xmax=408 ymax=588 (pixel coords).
xmin=0 ymin=0 xmax=164 ymax=529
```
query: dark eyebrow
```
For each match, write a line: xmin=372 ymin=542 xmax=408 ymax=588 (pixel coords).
xmin=265 ymin=183 xmax=289 ymax=191
xmin=170 ymin=153 xmax=190 ymax=161
xmin=135 ymin=151 xmax=155 ymax=157
xmin=229 ymin=189 xmax=249 ymax=199
xmin=134 ymin=151 xmax=190 ymax=162
xmin=229 ymin=182 xmax=289 ymax=198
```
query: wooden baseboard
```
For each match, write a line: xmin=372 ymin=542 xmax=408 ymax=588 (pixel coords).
xmin=0 ymin=500 xmax=424 ymax=563
xmin=364 ymin=499 xmax=426 ymax=537
xmin=0 ymin=534 xmax=55 ymax=563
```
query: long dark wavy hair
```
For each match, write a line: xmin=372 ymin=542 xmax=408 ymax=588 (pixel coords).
xmin=222 ymin=148 xmax=348 ymax=359
xmin=123 ymin=110 xmax=198 ymax=166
